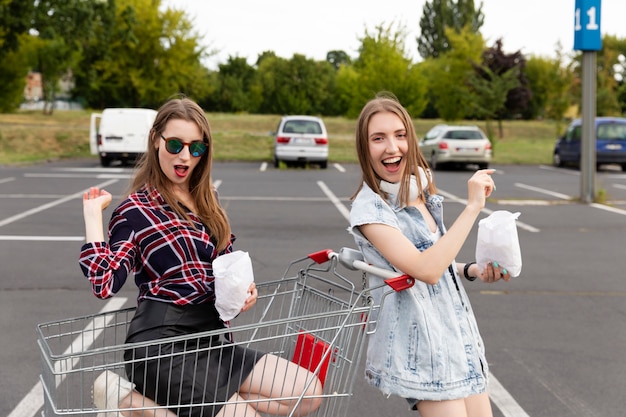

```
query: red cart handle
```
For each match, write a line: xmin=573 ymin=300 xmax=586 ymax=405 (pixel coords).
xmin=384 ymin=275 xmax=415 ymax=291
xmin=307 ymin=249 xmax=334 ymax=264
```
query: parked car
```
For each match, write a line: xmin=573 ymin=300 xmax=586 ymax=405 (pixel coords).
xmin=553 ymin=117 xmax=626 ymax=171
xmin=272 ymin=115 xmax=328 ymax=169
xmin=419 ymin=124 xmax=491 ymax=170
xmin=90 ymin=108 xmax=157 ymax=167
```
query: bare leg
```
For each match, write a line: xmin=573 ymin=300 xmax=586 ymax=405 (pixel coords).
xmin=93 ymin=370 xmax=178 ymax=417
xmin=417 ymin=392 xmax=492 ymax=417
xmin=464 ymin=392 xmax=493 ymax=417
xmin=215 ymin=393 xmax=261 ymax=417
xmin=236 ymin=354 xmax=323 ymax=416
xmin=418 ymin=398 xmax=467 ymax=417
xmin=119 ymin=391 xmax=179 ymax=417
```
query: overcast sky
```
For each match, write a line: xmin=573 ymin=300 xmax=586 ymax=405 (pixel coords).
xmin=161 ymin=0 xmax=626 ymax=68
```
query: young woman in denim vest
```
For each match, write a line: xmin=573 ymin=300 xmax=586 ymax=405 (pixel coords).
xmin=349 ymin=95 xmax=510 ymax=417
xmin=80 ymin=97 xmax=322 ymax=417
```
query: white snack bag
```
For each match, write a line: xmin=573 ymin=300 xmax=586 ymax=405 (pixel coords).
xmin=475 ymin=210 xmax=522 ymax=277
xmin=212 ymin=251 xmax=254 ymax=321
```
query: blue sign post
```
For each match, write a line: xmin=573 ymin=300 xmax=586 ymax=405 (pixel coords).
xmin=574 ymin=0 xmax=601 ymax=203
xmin=574 ymin=0 xmax=602 ymax=51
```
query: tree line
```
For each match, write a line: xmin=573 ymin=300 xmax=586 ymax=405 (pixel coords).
xmin=1 ymin=0 xmax=626 ymax=132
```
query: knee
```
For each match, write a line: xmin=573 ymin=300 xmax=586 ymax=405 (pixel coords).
xmin=299 ymin=396 xmax=323 ymax=415
xmin=300 ymin=376 xmax=323 ymax=414
xmin=117 ymin=391 xmax=135 ymax=414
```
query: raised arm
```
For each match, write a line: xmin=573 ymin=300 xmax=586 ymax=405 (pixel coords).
xmin=360 ymin=170 xmax=496 ymax=285
xmin=83 ymin=187 xmax=112 ymax=242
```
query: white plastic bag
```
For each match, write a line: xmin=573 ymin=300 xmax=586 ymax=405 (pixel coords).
xmin=475 ymin=210 xmax=522 ymax=277
xmin=212 ymin=251 xmax=254 ymax=321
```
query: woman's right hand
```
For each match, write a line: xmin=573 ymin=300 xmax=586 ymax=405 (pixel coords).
xmin=83 ymin=187 xmax=112 ymax=213
xmin=466 ymin=169 xmax=496 ymax=210
xmin=82 ymin=187 xmax=112 ymax=243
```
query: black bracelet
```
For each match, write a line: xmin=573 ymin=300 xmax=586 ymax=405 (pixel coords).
xmin=463 ymin=262 xmax=477 ymax=281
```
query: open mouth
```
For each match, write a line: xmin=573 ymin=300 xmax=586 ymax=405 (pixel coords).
xmin=174 ymin=165 xmax=189 ymax=177
xmin=382 ymin=156 xmax=402 ymax=168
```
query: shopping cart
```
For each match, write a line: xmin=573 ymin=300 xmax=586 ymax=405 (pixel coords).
xmin=37 ymin=248 xmax=415 ymax=417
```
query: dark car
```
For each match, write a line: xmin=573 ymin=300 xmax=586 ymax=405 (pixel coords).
xmin=553 ymin=117 xmax=626 ymax=170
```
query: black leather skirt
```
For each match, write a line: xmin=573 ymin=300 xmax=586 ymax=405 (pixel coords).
xmin=124 ymin=299 xmax=263 ymax=417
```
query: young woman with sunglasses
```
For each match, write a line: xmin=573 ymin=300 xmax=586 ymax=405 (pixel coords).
xmin=80 ymin=97 xmax=323 ymax=417
xmin=349 ymin=94 xmax=511 ymax=417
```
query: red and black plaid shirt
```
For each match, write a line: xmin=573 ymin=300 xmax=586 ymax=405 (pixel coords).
xmin=79 ymin=186 xmax=234 ymax=305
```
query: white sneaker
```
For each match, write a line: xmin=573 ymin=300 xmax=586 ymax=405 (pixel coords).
xmin=92 ymin=370 xmax=136 ymax=417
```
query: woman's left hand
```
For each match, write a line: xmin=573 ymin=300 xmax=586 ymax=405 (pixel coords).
xmin=240 ymin=282 xmax=257 ymax=312
xmin=478 ymin=261 xmax=511 ymax=283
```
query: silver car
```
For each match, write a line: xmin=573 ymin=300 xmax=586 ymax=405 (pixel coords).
xmin=419 ymin=124 xmax=491 ymax=170
xmin=273 ymin=115 xmax=329 ymax=169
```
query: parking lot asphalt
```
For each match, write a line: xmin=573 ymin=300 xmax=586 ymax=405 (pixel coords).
xmin=1 ymin=159 xmax=625 ymax=417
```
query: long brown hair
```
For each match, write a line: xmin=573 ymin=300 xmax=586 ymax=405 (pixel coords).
xmin=129 ymin=97 xmax=232 ymax=251
xmin=352 ymin=93 xmax=436 ymax=205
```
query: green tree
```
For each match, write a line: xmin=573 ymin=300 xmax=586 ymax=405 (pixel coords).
xmin=544 ymin=50 xmax=575 ymax=127
xmin=467 ymin=65 xmax=519 ymax=139
xmin=213 ymin=56 xmax=256 ymax=112
xmin=253 ymin=53 xmax=335 ymax=115
xmin=342 ymin=22 xmax=427 ymax=118
xmin=481 ymin=39 xmax=530 ymax=120
xmin=0 ymin=37 xmax=29 ymax=112
xmin=28 ymin=0 xmax=105 ymax=113
xmin=0 ymin=1 xmax=37 ymax=111
xmin=594 ymin=35 xmax=624 ymax=116
xmin=417 ymin=0 xmax=484 ymax=59
xmin=326 ymin=50 xmax=351 ymax=70
xmin=523 ymin=56 xmax=553 ymax=120
xmin=525 ymin=51 xmax=574 ymax=136
xmin=468 ymin=39 xmax=527 ymax=137
xmin=73 ymin=0 xmax=212 ymax=109
xmin=424 ymin=26 xmax=484 ymax=121
xmin=26 ymin=36 xmax=81 ymax=114
xmin=0 ymin=0 xmax=34 ymax=53
xmin=524 ymin=43 xmax=575 ymax=124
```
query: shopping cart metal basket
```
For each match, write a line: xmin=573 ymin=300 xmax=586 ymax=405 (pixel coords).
xmin=37 ymin=248 xmax=415 ymax=417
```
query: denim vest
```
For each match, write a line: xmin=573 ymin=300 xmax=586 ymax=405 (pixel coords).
xmin=349 ymin=182 xmax=489 ymax=401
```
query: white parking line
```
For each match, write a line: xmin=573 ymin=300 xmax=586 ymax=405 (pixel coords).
xmin=317 ymin=181 xmax=350 ymax=220
xmin=0 ymin=193 xmax=70 ymax=199
xmin=0 ymin=179 xmax=119 ymax=228
xmin=515 ymin=183 xmax=571 ymax=200
xmin=54 ymin=167 xmax=130 ymax=173
xmin=333 ymin=163 xmax=346 ymax=172
xmin=438 ymin=189 xmax=540 ymax=233
xmin=516 ymin=182 xmax=626 ymax=216
xmin=590 ymin=203 xmax=626 ymax=215
xmin=8 ymin=297 xmax=128 ymax=417
xmin=316 ymin=180 xmax=530 ymax=417
xmin=0 ymin=176 xmax=16 ymax=184
xmin=24 ymin=172 xmax=132 ymax=179
xmin=490 ymin=376 xmax=531 ymax=417
xmin=0 ymin=235 xmax=84 ymax=241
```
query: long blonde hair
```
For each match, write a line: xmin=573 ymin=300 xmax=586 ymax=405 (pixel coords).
xmin=129 ymin=97 xmax=232 ymax=251
xmin=352 ymin=93 xmax=436 ymax=205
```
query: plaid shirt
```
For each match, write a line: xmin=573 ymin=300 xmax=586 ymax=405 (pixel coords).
xmin=79 ymin=186 xmax=234 ymax=305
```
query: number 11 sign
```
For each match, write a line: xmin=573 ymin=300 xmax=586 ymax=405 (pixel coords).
xmin=574 ymin=0 xmax=602 ymax=51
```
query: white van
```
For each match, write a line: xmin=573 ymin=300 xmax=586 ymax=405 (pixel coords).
xmin=90 ymin=108 xmax=157 ymax=166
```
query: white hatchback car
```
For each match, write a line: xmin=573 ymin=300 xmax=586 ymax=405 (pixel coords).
xmin=419 ymin=124 xmax=491 ymax=170
xmin=273 ymin=115 xmax=328 ymax=169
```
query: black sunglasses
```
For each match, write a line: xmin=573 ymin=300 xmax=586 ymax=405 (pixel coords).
xmin=160 ymin=134 xmax=208 ymax=157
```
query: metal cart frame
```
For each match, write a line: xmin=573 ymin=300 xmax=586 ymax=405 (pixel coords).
xmin=38 ymin=248 xmax=414 ymax=417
